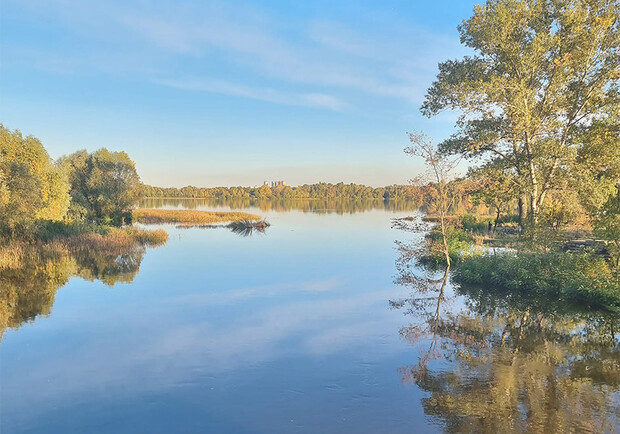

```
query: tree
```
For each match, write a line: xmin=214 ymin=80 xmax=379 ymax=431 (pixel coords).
xmin=0 ymin=125 xmax=70 ymax=236
xmin=62 ymin=148 xmax=143 ymax=225
xmin=422 ymin=0 xmax=619 ymax=232
xmin=593 ymin=185 xmax=620 ymax=274
xmin=469 ymin=160 xmax=517 ymax=230
xmin=406 ymin=131 xmax=460 ymax=267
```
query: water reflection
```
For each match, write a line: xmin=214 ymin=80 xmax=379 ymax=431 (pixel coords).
xmin=391 ymin=234 xmax=620 ymax=432
xmin=141 ymin=197 xmax=417 ymax=214
xmin=0 ymin=245 xmax=146 ymax=341
xmin=228 ymin=224 xmax=267 ymax=237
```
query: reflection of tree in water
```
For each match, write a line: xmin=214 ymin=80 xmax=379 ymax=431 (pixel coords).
xmin=0 ymin=246 xmax=146 ymax=341
xmin=391 ymin=235 xmax=620 ymax=433
xmin=74 ymin=247 xmax=145 ymax=285
xmin=141 ymin=197 xmax=417 ymax=214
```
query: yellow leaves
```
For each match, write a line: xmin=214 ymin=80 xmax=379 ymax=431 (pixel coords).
xmin=594 ymin=15 xmax=615 ymax=29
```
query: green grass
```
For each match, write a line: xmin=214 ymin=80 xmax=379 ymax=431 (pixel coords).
xmin=453 ymin=252 xmax=620 ymax=312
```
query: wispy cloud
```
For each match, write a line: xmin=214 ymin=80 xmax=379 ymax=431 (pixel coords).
xmin=156 ymin=77 xmax=346 ymax=111
xmin=4 ymin=0 xmax=466 ymax=110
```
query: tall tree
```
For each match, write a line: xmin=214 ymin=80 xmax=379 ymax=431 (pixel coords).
xmin=0 ymin=125 xmax=70 ymax=236
xmin=422 ymin=0 xmax=619 ymax=230
xmin=62 ymin=149 xmax=143 ymax=225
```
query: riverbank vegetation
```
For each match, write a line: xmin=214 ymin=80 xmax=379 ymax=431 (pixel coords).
xmin=133 ymin=208 xmax=262 ymax=225
xmin=402 ymin=0 xmax=619 ymax=311
xmin=0 ymin=124 xmax=168 ymax=271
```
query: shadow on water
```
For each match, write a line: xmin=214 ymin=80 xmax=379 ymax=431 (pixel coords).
xmin=0 ymin=245 xmax=147 ymax=341
xmin=391 ymin=220 xmax=620 ymax=433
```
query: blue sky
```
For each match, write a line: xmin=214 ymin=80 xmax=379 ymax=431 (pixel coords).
xmin=1 ymin=0 xmax=477 ymax=187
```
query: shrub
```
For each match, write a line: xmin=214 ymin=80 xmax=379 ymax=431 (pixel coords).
xmin=453 ymin=252 xmax=620 ymax=312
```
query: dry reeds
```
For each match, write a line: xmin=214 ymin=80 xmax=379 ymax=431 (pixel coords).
xmin=133 ymin=208 xmax=262 ymax=225
xmin=0 ymin=227 xmax=168 ymax=270
xmin=0 ymin=242 xmax=26 ymax=271
xmin=65 ymin=228 xmax=168 ymax=254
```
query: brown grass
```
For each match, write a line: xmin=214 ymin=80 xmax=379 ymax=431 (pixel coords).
xmin=0 ymin=227 xmax=168 ymax=270
xmin=65 ymin=227 xmax=168 ymax=254
xmin=133 ymin=208 xmax=262 ymax=225
xmin=0 ymin=242 xmax=26 ymax=272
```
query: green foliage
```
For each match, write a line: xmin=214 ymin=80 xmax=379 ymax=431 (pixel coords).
xmin=468 ymin=160 xmax=517 ymax=225
xmin=454 ymin=252 xmax=620 ymax=312
xmin=423 ymin=0 xmax=620 ymax=230
xmin=34 ymin=220 xmax=110 ymax=241
xmin=593 ymin=186 xmax=620 ymax=271
xmin=460 ymin=214 xmax=494 ymax=232
xmin=142 ymin=182 xmax=424 ymax=202
xmin=62 ymin=148 xmax=143 ymax=225
xmin=421 ymin=227 xmax=479 ymax=266
xmin=0 ymin=124 xmax=70 ymax=236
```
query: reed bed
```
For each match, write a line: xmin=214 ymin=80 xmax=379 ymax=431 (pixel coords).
xmin=133 ymin=208 xmax=262 ymax=225
xmin=0 ymin=227 xmax=168 ymax=270
xmin=0 ymin=242 xmax=26 ymax=272
xmin=65 ymin=228 xmax=168 ymax=254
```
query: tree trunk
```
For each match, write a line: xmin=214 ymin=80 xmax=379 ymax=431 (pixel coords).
xmin=518 ymin=197 xmax=525 ymax=233
xmin=494 ymin=207 xmax=500 ymax=232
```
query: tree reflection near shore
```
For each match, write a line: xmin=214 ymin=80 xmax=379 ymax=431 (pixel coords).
xmin=391 ymin=229 xmax=619 ymax=433
xmin=0 ymin=245 xmax=147 ymax=341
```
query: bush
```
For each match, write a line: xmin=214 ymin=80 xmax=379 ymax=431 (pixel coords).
xmin=35 ymin=220 xmax=109 ymax=241
xmin=460 ymin=214 xmax=493 ymax=232
xmin=453 ymin=252 xmax=620 ymax=312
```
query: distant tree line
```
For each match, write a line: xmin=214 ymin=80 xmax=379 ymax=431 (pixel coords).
xmin=0 ymin=124 xmax=142 ymax=237
xmin=143 ymin=183 xmax=425 ymax=201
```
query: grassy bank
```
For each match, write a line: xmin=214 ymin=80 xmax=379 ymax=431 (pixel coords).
xmin=453 ymin=252 xmax=620 ymax=312
xmin=133 ymin=209 xmax=262 ymax=224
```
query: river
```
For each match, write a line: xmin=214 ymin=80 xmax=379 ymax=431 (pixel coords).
xmin=1 ymin=199 xmax=618 ymax=433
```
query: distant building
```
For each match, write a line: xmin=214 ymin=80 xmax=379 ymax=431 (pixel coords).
xmin=264 ymin=180 xmax=286 ymax=188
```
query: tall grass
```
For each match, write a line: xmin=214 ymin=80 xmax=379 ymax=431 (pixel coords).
xmin=453 ymin=252 xmax=620 ymax=312
xmin=133 ymin=208 xmax=262 ymax=224
xmin=65 ymin=228 xmax=168 ymax=254
xmin=0 ymin=242 xmax=26 ymax=271
xmin=0 ymin=227 xmax=168 ymax=270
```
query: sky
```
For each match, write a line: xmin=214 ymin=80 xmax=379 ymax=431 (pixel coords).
xmin=0 ymin=0 xmax=478 ymax=187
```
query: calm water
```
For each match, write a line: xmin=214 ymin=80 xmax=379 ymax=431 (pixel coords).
xmin=1 ymin=200 xmax=618 ymax=433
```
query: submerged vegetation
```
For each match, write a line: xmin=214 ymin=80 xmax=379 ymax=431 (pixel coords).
xmin=133 ymin=208 xmax=262 ymax=225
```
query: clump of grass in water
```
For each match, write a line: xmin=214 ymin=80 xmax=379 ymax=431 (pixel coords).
xmin=228 ymin=219 xmax=270 ymax=236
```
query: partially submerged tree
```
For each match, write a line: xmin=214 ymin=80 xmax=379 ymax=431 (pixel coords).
xmin=422 ymin=0 xmax=619 ymax=232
